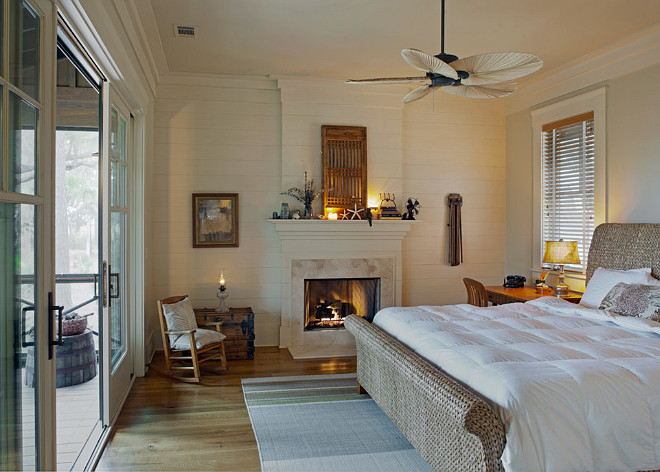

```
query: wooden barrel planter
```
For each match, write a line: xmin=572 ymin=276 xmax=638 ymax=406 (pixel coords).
xmin=25 ymin=329 xmax=97 ymax=388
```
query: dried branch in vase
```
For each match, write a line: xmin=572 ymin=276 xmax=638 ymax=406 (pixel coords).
xmin=281 ymin=171 xmax=332 ymax=217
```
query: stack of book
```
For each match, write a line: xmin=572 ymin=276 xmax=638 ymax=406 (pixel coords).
xmin=379 ymin=207 xmax=402 ymax=220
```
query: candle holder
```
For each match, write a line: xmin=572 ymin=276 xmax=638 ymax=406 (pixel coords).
xmin=216 ymin=286 xmax=229 ymax=313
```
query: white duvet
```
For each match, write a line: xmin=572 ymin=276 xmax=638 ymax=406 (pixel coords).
xmin=373 ymin=297 xmax=660 ymax=472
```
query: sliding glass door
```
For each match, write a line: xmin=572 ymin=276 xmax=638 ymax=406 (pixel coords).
xmin=101 ymin=86 xmax=133 ymax=424
xmin=0 ymin=203 xmax=38 ymax=470
xmin=1 ymin=2 xmax=138 ymax=468
xmin=1 ymin=0 xmax=55 ymax=469
xmin=54 ymin=31 xmax=104 ymax=470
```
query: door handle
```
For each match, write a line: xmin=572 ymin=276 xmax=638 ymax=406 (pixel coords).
xmin=102 ymin=261 xmax=108 ymax=307
xmin=93 ymin=272 xmax=100 ymax=299
xmin=21 ymin=306 xmax=35 ymax=347
xmin=48 ymin=292 xmax=64 ymax=360
xmin=109 ymin=269 xmax=120 ymax=299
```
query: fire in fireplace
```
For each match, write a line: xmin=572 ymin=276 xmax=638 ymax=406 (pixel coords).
xmin=304 ymin=278 xmax=380 ymax=330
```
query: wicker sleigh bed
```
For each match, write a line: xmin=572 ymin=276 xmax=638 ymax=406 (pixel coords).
xmin=345 ymin=223 xmax=660 ymax=472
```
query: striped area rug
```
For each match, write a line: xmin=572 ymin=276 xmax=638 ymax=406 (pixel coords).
xmin=241 ymin=373 xmax=433 ymax=472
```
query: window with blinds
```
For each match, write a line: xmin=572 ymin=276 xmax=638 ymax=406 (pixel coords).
xmin=542 ymin=112 xmax=595 ymax=271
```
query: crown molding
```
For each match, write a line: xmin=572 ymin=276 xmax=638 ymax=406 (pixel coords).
xmin=276 ymin=76 xmax=410 ymax=104
xmin=131 ymin=0 xmax=168 ymax=82
xmin=155 ymin=73 xmax=408 ymax=108
xmin=274 ymin=75 xmax=411 ymax=92
xmin=57 ymin=0 xmax=158 ymax=108
xmin=113 ymin=0 xmax=160 ymax=98
xmin=506 ymin=24 xmax=660 ymax=115
xmin=158 ymin=73 xmax=277 ymax=90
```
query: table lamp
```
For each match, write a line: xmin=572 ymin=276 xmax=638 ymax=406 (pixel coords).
xmin=542 ymin=240 xmax=580 ymax=296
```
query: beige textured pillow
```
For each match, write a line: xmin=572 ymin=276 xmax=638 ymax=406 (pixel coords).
xmin=170 ymin=328 xmax=226 ymax=350
xmin=162 ymin=297 xmax=198 ymax=344
xmin=599 ymin=282 xmax=660 ymax=322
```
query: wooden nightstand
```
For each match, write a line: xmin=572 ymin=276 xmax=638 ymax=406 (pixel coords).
xmin=485 ymin=286 xmax=582 ymax=305
xmin=194 ymin=307 xmax=255 ymax=360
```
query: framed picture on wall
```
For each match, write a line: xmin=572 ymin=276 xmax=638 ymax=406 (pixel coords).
xmin=192 ymin=193 xmax=239 ymax=248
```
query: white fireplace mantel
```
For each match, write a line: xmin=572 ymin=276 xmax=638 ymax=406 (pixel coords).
xmin=269 ymin=219 xmax=415 ymax=358
xmin=269 ymin=218 xmax=415 ymax=239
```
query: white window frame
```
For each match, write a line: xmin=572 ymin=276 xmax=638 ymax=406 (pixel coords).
xmin=531 ymin=87 xmax=607 ymax=278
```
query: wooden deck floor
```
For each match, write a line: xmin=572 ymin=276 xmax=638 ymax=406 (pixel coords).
xmin=21 ymin=368 xmax=100 ymax=471
xmin=56 ymin=376 xmax=100 ymax=470
xmin=96 ymin=347 xmax=357 ymax=471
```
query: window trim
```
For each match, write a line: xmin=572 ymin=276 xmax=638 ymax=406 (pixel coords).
xmin=531 ymin=87 xmax=607 ymax=275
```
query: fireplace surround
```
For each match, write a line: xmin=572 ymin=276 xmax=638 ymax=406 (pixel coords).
xmin=270 ymin=219 xmax=414 ymax=358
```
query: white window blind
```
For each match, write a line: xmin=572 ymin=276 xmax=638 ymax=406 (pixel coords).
xmin=542 ymin=112 xmax=595 ymax=271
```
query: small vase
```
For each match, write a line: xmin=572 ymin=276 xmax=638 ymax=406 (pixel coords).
xmin=280 ymin=202 xmax=289 ymax=219
xmin=304 ymin=203 xmax=313 ymax=218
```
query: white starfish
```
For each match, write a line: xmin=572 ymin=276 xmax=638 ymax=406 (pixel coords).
xmin=342 ymin=202 xmax=365 ymax=220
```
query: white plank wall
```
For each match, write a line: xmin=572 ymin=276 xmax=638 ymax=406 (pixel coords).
xmin=402 ymin=94 xmax=507 ymax=306
xmin=152 ymin=77 xmax=283 ymax=346
xmin=278 ymin=79 xmax=405 ymax=212
xmin=150 ymin=76 xmax=507 ymax=347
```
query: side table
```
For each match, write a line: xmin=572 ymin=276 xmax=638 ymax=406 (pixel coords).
xmin=484 ymin=286 xmax=582 ymax=305
xmin=194 ymin=307 xmax=255 ymax=360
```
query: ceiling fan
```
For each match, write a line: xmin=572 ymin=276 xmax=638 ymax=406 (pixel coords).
xmin=346 ymin=0 xmax=543 ymax=103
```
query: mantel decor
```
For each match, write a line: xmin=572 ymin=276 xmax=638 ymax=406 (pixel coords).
xmin=281 ymin=171 xmax=330 ymax=218
xmin=192 ymin=193 xmax=239 ymax=248
xmin=322 ymin=125 xmax=367 ymax=215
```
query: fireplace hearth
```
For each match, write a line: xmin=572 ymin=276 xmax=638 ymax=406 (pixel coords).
xmin=304 ymin=278 xmax=380 ymax=330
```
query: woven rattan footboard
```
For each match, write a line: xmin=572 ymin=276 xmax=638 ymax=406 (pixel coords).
xmin=345 ymin=315 xmax=505 ymax=472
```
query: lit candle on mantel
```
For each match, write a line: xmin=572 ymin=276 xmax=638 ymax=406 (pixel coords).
xmin=219 ymin=270 xmax=226 ymax=291
xmin=328 ymin=212 xmax=338 ymax=220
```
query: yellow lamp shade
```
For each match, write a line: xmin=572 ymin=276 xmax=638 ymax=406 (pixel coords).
xmin=542 ymin=240 xmax=580 ymax=265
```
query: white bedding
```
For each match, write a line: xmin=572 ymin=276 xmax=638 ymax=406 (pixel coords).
xmin=373 ymin=297 xmax=660 ymax=472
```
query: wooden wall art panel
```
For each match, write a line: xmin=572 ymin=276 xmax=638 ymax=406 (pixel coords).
xmin=322 ymin=125 xmax=367 ymax=213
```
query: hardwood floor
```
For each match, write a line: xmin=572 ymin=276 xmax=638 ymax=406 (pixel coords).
xmin=96 ymin=347 xmax=356 ymax=471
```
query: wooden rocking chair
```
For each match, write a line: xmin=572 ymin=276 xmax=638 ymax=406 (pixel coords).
xmin=156 ymin=295 xmax=227 ymax=383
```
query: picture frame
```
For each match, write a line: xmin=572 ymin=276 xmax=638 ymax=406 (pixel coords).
xmin=192 ymin=193 xmax=239 ymax=248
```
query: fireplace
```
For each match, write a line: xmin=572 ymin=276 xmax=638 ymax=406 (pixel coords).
xmin=304 ymin=278 xmax=380 ymax=330
xmin=270 ymin=220 xmax=414 ymax=358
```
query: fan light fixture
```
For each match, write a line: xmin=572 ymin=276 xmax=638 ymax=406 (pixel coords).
xmin=346 ymin=0 xmax=543 ymax=103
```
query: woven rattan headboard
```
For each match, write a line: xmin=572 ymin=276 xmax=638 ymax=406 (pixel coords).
xmin=586 ymin=223 xmax=660 ymax=284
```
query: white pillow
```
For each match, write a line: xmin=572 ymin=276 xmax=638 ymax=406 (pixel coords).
xmin=162 ymin=297 xmax=198 ymax=344
xmin=580 ymin=267 xmax=653 ymax=308
xmin=171 ymin=328 xmax=226 ymax=350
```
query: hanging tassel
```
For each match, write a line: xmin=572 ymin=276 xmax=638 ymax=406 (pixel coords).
xmin=447 ymin=193 xmax=463 ymax=266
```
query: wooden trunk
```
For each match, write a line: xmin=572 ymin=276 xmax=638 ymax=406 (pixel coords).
xmin=195 ymin=307 xmax=255 ymax=360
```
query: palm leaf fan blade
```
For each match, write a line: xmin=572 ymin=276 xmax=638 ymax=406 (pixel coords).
xmin=401 ymin=48 xmax=458 ymax=79
xmin=442 ymin=81 xmax=517 ymax=99
xmin=452 ymin=53 xmax=543 ymax=86
xmin=345 ymin=76 xmax=429 ymax=84
xmin=403 ymin=85 xmax=433 ymax=103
